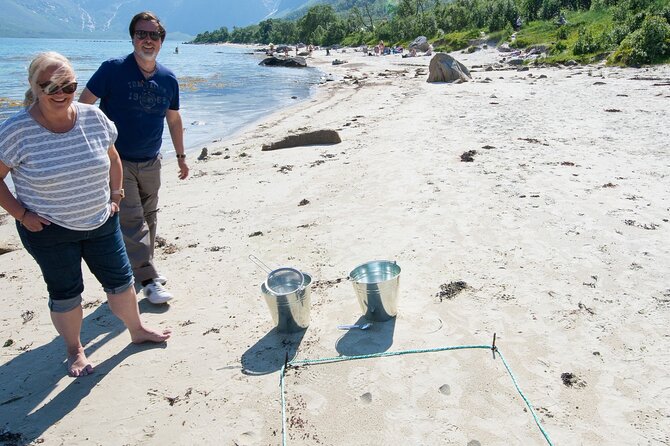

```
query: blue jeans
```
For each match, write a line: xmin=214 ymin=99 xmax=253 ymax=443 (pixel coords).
xmin=17 ymin=213 xmax=134 ymax=313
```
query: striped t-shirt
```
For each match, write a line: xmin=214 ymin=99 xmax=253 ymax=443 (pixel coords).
xmin=0 ymin=102 xmax=118 ymax=230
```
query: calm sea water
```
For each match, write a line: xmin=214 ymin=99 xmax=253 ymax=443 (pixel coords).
xmin=0 ymin=38 xmax=324 ymax=155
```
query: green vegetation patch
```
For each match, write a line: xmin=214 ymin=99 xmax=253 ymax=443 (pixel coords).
xmin=433 ymin=30 xmax=481 ymax=53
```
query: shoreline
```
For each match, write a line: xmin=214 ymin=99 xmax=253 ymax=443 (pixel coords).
xmin=1 ymin=46 xmax=669 ymax=445
xmin=0 ymin=40 xmax=323 ymax=164
xmin=171 ymin=47 xmax=328 ymax=159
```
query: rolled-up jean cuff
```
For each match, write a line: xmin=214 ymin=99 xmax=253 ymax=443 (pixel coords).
xmin=104 ymin=280 xmax=134 ymax=295
xmin=49 ymin=295 xmax=83 ymax=313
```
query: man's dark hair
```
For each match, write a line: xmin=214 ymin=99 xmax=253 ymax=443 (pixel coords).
xmin=129 ymin=11 xmax=166 ymax=43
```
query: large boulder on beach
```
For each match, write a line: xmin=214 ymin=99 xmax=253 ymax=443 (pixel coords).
xmin=262 ymin=129 xmax=341 ymax=151
xmin=259 ymin=56 xmax=307 ymax=67
xmin=427 ymin=53 xmax=472 ymax=83
xmin=409 ymin=36 xmax=430 ymax=52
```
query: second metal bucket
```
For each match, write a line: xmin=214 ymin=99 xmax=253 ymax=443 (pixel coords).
xmin=349 ymin=261 xmax=401 ymax=322
xmin=261 ymin=273 xmax=312 ymax=333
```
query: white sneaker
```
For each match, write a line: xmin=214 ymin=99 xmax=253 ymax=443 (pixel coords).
xmin=143 ymin=281 xmax=173 ymax=304
xmin=155 ymin=274 xmax=167 ymax=285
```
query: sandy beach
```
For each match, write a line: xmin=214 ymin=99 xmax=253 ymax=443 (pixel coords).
xmin=1 ymin=46 xmax=669 ymax=445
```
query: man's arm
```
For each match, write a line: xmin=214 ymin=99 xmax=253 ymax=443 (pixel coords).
xmin=78 ymin=87 xmax=99 ymax=105
xmin=166 ymin=109 xmax=189 ymax=180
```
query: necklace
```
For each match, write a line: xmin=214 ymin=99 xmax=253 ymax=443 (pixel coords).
xmin=139 ymin=64 xmax=157 ymax=77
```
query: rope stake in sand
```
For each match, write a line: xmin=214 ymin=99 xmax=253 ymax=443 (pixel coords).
xmin=279 ymin=339 xmax=555 ymax=446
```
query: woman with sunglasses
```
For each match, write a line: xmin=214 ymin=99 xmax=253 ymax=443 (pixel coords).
xmin=0 ymin=51 xmax=171 ymax=377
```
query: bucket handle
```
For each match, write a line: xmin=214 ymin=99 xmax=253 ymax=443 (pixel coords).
xmin=249 ymin=254 xmax=272 ymax=274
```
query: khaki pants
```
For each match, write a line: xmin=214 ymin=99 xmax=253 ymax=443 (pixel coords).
xmin=119 ymin=156 xmax=161 ymax=284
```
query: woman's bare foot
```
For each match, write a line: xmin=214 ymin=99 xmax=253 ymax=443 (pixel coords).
xmin=68 ymin=347 xmax=94 ymax=377
xmin=130 ymin=326 xmax=172 ymax=344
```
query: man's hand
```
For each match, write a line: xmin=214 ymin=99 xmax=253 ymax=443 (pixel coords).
xmin=178 ymin=158 xmax=189 ymax=180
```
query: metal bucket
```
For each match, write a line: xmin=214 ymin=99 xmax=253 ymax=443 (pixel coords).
xmin=261 ymin=273 xmax=312 ymax=333
xmin=349 ymin=261 xmax=401 ymax=322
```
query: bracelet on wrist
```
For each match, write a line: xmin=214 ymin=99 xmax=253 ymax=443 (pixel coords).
xmin=111 ymin=188 xmax=125 ymax=199
xmin=176 ymin=153 xmax=186 ymax=159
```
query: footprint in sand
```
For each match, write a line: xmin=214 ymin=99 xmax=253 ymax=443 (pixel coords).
xmin=359 ymin=392 xmax=373 ymax=403
xmin=236 ymin=431 xmax=259 ymax=445
xmin=439 ymin=384 xmax=451 ymax=395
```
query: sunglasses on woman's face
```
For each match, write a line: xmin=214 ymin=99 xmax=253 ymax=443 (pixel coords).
xmin=134 ymin=30 xmax=162 ymax=41
xmin=38 ymin=81 xmax=78 ymax=95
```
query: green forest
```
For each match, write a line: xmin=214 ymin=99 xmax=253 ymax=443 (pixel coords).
xmin=192 ymin=0 xmax=670 ymax=65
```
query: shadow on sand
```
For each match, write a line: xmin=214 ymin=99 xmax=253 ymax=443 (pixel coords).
xmin=335 ymin=317 xmax=396 ymax=357
xmin=0 ymin=300 xmax=166 ymax=445
xmin=240 ymin=328 xmax=306 ymax=375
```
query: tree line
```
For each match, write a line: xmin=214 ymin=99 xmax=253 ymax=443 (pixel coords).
xmin=192 ymin=0 xmax=669 ymax=65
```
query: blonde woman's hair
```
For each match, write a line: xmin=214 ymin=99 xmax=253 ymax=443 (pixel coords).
xmin=24 ymin=52 xmax=76 ymax=107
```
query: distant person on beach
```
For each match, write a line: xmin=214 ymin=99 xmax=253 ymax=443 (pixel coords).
xmin=0 ymin=52 xmax=171 ymax=377
xmin=80 ymin=11 xmax=189 ymax=305
xmin=402 ymin=48 xmax=417 ymax=58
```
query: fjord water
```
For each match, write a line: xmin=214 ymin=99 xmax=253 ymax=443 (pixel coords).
xmin=0 ymin=38 xmax=323 ymax=155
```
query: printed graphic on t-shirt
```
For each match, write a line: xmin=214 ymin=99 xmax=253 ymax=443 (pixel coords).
xmin=127 ymin=80 xmax=169 ymax=114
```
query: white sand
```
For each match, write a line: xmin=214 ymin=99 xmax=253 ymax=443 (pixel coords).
xmin=1 ymin=47 xmax=669 ymax=445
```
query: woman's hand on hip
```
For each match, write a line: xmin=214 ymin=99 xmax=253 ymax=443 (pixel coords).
xmin=110 ymin=201 xmax=120 ymax=215
xmin=22 ymin=211 xmax=51 ymax=232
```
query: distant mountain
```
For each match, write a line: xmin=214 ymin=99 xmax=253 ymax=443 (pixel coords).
xmin=0 ymin=0 xmax=316 ymax=39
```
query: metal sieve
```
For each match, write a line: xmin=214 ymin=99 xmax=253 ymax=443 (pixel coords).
xmin=249 ymin=254 xmax=305 ymax=295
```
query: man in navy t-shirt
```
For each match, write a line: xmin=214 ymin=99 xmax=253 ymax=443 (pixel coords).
xmin=80 ymin=11 xmax=189 ymax=305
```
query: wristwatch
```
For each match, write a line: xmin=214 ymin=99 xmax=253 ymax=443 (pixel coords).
xmin=111 ymin=189 xmax=125 ymax=198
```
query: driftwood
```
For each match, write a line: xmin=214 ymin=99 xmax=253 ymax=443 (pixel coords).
xmin=262 ymin=129 xmax=341 ymax=151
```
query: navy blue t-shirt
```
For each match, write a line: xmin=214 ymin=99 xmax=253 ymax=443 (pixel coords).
xmin=86 ymin=53 xmax=179 ymax=161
